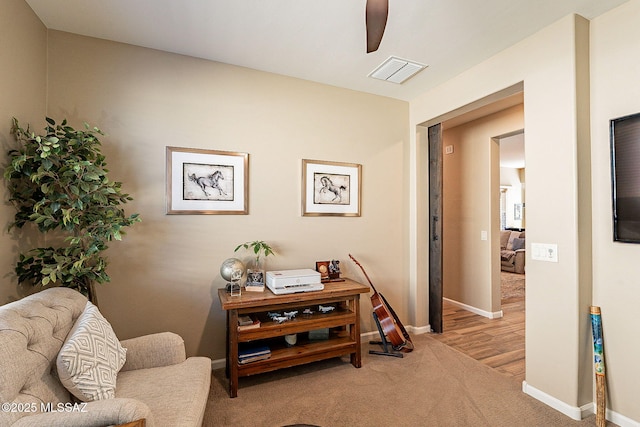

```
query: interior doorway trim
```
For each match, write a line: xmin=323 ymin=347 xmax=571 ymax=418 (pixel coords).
xmin=419 ymin=82 xmax=524 ymax=129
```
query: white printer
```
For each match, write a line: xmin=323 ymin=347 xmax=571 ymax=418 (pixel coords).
xmin=266 ymin=269 xmax=324 ymax=295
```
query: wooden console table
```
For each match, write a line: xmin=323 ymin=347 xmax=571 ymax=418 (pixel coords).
xmin=218 ymin=278 xmax=370 ymax=397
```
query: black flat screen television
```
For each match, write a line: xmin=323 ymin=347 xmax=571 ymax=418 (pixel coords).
xmin=611 ymin=112 xmax=640 ymax=243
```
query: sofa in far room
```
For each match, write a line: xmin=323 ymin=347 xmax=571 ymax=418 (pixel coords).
xmin=0 ymin=287 xmax=211 ymax=427
xmin=500 ymin=229 xmax=526 ymax=274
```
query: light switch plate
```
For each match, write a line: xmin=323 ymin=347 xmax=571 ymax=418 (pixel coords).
xmin=531 ymin=243 xmax=558 ymax=262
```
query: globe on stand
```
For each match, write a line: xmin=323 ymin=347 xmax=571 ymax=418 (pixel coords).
xmin=220 ymin=258 xmax=246 ymax=296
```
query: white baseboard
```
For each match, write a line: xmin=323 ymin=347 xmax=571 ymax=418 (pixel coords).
xmin=365 ymin=324 xmax=431 ymax=336
xmin=523 ymin=381 xmax=640 ymax=426
xmin=602 ymin=406 xmax=640 ymax=427
xmin=522 ymin=381 xmax=583 ymax=420
xmin=444 ymin=297 xmax=503 ymax=319
xmin=410 ymin=324 xmax=432 ymax=335
xmin=361 ymin=330 xmax=379 ymax=340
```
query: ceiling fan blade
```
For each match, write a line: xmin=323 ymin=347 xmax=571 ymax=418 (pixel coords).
xmin=366 ymin=0 xmax=388 ymax=53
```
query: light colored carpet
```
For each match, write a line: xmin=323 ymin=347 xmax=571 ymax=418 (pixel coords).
xmin=203 ymin=333 xmax=598 ymax=427
xmin=501 ymin=271 xmax=525 ymax=302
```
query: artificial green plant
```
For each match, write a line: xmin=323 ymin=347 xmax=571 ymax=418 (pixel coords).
xmin=3 ymin=117 xmax=141 ymax=302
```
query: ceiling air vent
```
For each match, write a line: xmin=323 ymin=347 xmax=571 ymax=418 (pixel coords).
xmin=368 ymin=56 xmax=428 ymax=84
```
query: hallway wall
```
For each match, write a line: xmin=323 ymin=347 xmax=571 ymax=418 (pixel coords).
xmin=442 ymin=104 xmax=524 ymax=314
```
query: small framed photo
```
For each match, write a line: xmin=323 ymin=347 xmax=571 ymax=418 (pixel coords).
xmin=166 ymin=146 xmax=248 ymax=214
xmin=316 ymin=261 xmax=330 ymax=280
xmin=302 ymin=159 xmax=361 ymax=216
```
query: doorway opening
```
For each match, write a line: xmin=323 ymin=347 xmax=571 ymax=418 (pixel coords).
xmin=498 ymin=130 xmax=526 ymax=326
xmin=423 ymin=84 xmax=525 ymax=381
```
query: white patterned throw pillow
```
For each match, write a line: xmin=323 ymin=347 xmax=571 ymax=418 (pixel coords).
xmin=56 ymin=301 xmax=127 ymax=401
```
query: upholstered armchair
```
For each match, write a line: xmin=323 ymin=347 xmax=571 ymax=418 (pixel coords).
xmin=0 ymin=287 xmax=211 ymax=427
xmin=500 ymin=230 xmax=525 ymax=274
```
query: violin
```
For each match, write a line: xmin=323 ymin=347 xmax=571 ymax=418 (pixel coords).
xmin=349 ymin=254 xmax=413 ymax=352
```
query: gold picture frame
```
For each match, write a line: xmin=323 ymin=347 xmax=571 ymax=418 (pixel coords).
xmin=302 ymin=159 xmax=361 ymax=217
xmin=166 ymin=146 xmax=248 ymax=214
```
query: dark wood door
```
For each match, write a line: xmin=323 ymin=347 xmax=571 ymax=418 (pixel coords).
xmin=428 ymin=123 xmax=443 ymax=333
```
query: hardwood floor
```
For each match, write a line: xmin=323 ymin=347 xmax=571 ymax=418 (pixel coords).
xmin=429 ymin=273 xmax=525 ymax=383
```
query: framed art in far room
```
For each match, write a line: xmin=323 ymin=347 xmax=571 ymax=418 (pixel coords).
xmin=514 ymin=203 xmax=522 ymax=221
xmin=166 ymin=146 xmax=248 ymax=214
xmin=302 ymin=159 xmax=361 ymax=217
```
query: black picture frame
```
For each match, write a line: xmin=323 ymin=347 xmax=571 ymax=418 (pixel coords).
xmin=610 ymin=112 xmax=640 ymax=243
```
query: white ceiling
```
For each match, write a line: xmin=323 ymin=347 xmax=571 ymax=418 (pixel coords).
xmin=25 ymin=0 xmax=629 ymax=102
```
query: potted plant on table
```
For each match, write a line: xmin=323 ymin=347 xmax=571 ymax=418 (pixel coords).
xmin=3 ymin=117 xmax=141 ymax=304
xmin=234 ymin=240 xmax=274 ymax=292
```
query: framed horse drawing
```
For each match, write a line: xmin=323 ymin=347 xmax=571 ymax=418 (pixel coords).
xmin=166 ymin=146 xmax=248 ymax=214
xmin=302 ymin=159 xmax=361 ymax=217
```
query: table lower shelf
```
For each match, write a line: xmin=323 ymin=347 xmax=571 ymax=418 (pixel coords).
xmin=237 ymin=335 xmax=359 ymax=377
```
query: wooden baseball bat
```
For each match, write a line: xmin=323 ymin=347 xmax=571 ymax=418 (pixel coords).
xmin=590 ymin=306 xmax=606 ymax=427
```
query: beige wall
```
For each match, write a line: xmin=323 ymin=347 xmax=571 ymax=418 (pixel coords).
xmin=412 ymin=7 xmax=639 ymax=422
xmin=442 ymin=105 xmax=524 ymax=314
xmin=38 ymin=31 xmax=409 ymax=359
xmin=591 ymin=0 xmax=640 ymax=422
xmin=2 ymin=1 xmax=639 ymax=423
xmin=0 ymin=0 xmax=47 ymax=303
xmin=411 ymin=14 xmax=597 ymax=419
